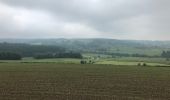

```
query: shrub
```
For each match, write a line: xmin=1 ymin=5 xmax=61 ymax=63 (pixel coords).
xmin=137 ymin=63 xmax=141 ymax=66
xmin=143 ymin=63 xmax=147 ymax=66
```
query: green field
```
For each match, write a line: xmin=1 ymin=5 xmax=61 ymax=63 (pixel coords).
xmin=0 ymin=58 xmax=81 ymax=64
xmin=0 ymin=63 xmax=170 ymax=100
xmin=95 ymin=60 xmax=169 ymax=66
xmin=96 ymin=57 xmax=170 ymax=66
xmin=1 ymin=57 xmax=170 ymax=67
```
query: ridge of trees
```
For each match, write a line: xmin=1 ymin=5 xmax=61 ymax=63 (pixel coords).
xmin=0 ymin=43 xmax=65 ymax=57
xmin=0 ymin=43 xmax=83 ymax=59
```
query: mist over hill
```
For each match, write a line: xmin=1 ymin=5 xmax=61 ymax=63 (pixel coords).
xmin=0 ymin=38 xmax=170 ymax=56
xmin=1 ymin=38 xmax=170 ymax=48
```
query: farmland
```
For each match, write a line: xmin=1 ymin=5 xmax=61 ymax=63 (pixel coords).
xmin=0 ymin=39 xmax=170 ymax=100
xmin=1 ymin=0 xmax=170 ymax=99
xmin=0 ymin=63 xmax=170 ymax=100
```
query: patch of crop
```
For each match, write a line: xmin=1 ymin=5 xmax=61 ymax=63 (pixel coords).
xmin=0 ymin=63 xmax=170 ymax=100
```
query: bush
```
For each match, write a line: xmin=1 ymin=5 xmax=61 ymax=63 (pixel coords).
xmin=137 ymin=63 xmax=141 ymax=66
xmin=143 ymin=63 xmax=147 ymax=66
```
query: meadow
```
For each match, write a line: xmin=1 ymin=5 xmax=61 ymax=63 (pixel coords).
xmin=96 ymin=57 xmax=170 ymax=66
xmin=1 ymin=56 xmax=170 ymax=66
xmin=0 ymin=63 xmax=170 ymax=100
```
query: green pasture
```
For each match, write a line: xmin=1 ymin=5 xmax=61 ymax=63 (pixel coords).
xmin=0 ymin=57 xmax=169 ymax=66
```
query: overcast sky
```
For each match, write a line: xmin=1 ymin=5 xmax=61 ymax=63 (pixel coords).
xmin=0 ymin=0 xmax=170 ymax=40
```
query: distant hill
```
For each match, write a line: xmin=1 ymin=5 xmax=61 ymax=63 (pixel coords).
xmin=0 ymin=38 xmax=170 ymax=56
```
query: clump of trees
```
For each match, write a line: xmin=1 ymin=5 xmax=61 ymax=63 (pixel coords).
xmin=161 ymin=51 xmax=170 ymax=58
xmin=137 ymin=62 xmax=147 ymax=66
xmin=34 ymin=52 xmax=83 ymax=59
xmin=80 ymin=60 xmax=95 ymax=64
xmin=80 ymin=60 xmax=87 ymax=64
xmin=0 ymin=52 xmax=22 ymax=60
xmin=80 ymin=57 xmax=96 ymax=64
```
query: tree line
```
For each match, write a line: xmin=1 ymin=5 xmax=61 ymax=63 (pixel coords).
xmin=34 ymin=52 xmax=82 ymax=59
xmin=0 ymin=52 xmax=21 ymax=60
xmin=0 ymin=43 xmax=65 ymax=57
xmin=161 ymin=51 xmax=170 ymax=58
xmin=110 ymin=53 xmax=156 ymax=58
xmin=0 ymin=43 xmax=83 ymax=60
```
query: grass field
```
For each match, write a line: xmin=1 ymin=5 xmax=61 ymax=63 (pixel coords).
xmin=0 ymin=63 xmax=170 ymax=100
xmin=0 ymin=57 xmax=169 ymax=67
xmin=83 ymin=53 xmax=170 ymax=66
xmin=95 ymin=60 xmax=169 ymax=66
xmin=107 ymin=57 xmax=170 ymax=64
xmin=0 ymin=58 xmax=81 ymax=64
xmin=96 ymin=57 xmax=170 ymax=66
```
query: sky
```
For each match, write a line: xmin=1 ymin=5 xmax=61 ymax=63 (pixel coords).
xmin=0 ymin=0 xmax=170 ymax=40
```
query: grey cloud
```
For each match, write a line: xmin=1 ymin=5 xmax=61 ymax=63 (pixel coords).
xmin=0 ymin=0 xmax=170 ymax=40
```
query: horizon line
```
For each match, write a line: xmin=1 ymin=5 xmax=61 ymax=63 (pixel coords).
xmin=0 ymin=38 xmax=170 ymax=42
